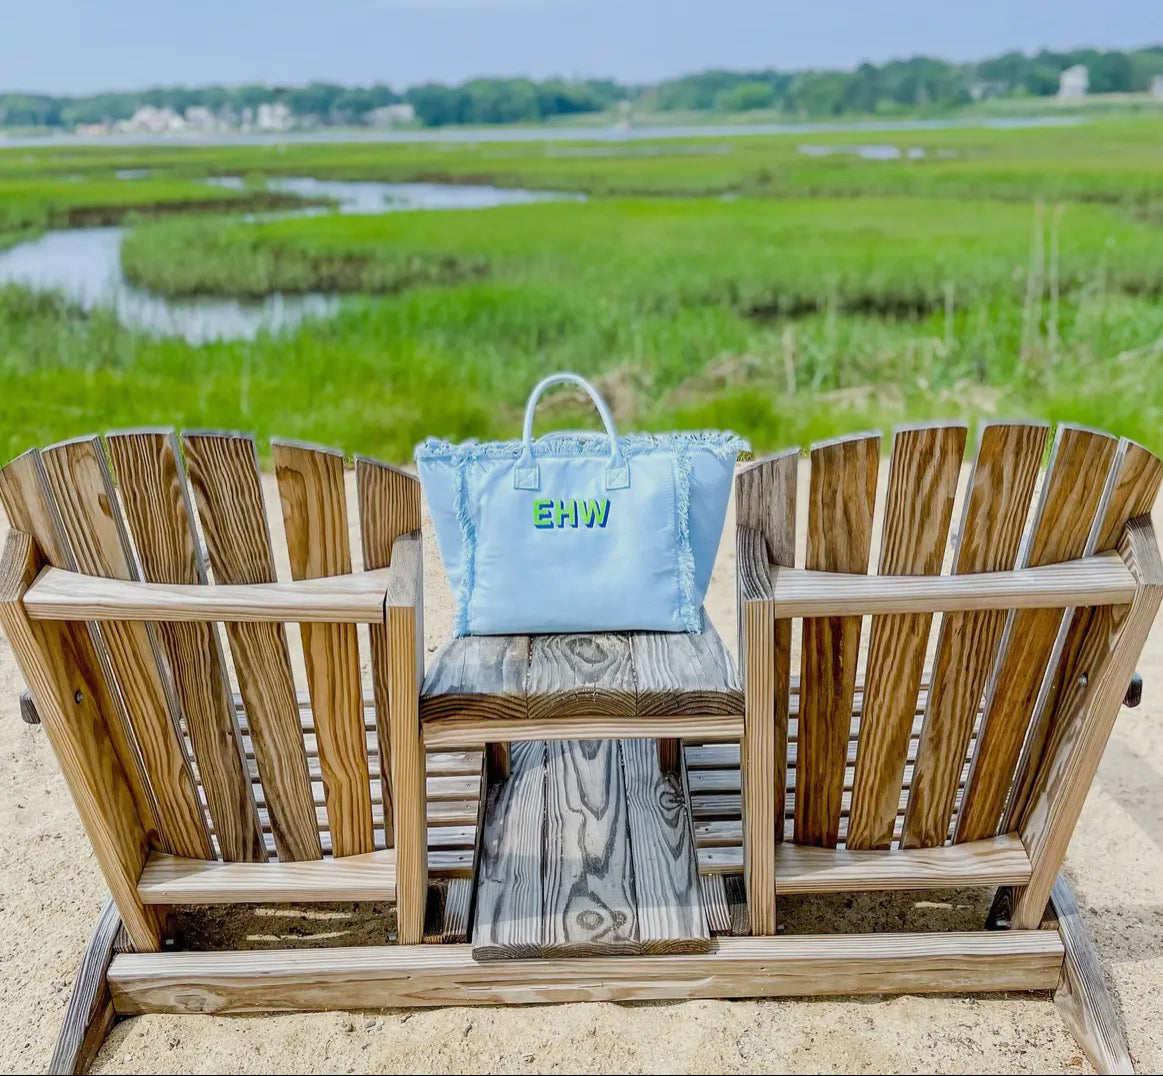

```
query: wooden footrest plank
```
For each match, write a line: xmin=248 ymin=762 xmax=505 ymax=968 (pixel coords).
xmin=108 ymin=931 xmax=1065 ymax=1015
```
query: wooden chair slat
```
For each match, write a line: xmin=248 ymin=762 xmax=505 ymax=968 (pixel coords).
xmin=106 ymin=431 xmax=265 ymax=863
xmin=795 ymin=433 xmax=879 ymax=848
xmin=899 ymin=422 xmax=1049 ymax=850
xmin=273 ymin=440 xmax=373 ymax=858
xmin=847 ymin=424 xmax=965 ymax=850
xmin=1002 ymin=439 xmax=1163 ymax=834
xmin=0 ymin=449 xmax=164 ymax=847
xmin=181 ymin=432 xmax=321 ymax=863
xmin=953 ymin=425 xmax=1118 ymax=845
xmin=356 ymin=455 xmax=422 ymax=849
xmin=41 ymin=437 xmax=211 ymax=860
xmin=735 ymin=450 xmax=796 ymax=936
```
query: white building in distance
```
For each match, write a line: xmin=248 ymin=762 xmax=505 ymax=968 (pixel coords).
xmin=367 ymin=103 xmax=416 ymax=126
xmin=1151 ymin=75 xmax=1163 ymax=99
xmin=1058 ymin=65 xmax=1089 ymax=99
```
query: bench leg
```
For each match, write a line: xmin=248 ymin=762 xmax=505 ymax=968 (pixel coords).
xmin=486 ymin=743 xmax=511 ymax=781
xmin=657 ymin=738 xmax=682 ymax=773
xmin=50 ymin=898 xmax=123 ymax=1075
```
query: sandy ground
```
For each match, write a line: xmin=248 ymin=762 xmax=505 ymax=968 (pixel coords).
xmin=1 ymin=461 xmax=1162 ymax=1075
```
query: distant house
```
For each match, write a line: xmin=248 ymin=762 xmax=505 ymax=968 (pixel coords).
xmin=183 ymin=106 xmax=217 ymax=132
xmin=1151 ymin=75 xmax=1163 ymax=100
xmin=1058 ymin=65 xmax=1089 ymax=99
xmin=367 ymin=103 xmax=416 ymax=127
xmin=115 ymin=106 xmax=185 ymax=135
xmin=255 ymin=102 xmax=293 ymax=132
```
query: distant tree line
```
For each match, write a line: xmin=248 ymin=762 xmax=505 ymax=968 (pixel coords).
xmin=2 ymin=46 xmax=1162 ymax=130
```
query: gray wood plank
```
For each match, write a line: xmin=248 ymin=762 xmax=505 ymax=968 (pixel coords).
xmin=420 ymin=634 xmax=530 ymax=722
xmin=630 ymin=615 xmax=743 ymax=716
xmin=472 ymin=741 xmax=546 ymax=961
xmin=700 ymin=874 xmax=731 ymax=934
xmin=621 ymin=738 xmax=710 ymax=953
xmin=527 ymin=634 xmax=635 ymax=720
xmin=542 ymin=738 xmax=639 ymax=956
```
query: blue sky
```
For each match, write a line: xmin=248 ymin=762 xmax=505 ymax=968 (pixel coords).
xmin=0 ymin=0 xmax=1158 ymax=94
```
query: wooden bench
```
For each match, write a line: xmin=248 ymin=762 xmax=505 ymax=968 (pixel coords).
xmin=2 ymin=422 xmax=1157 ymax=1075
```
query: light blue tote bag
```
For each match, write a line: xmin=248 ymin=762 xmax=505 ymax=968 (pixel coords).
xmin=415 ymin=373 xmax=747 ymax=637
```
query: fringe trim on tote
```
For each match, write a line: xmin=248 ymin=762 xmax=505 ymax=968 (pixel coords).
xmin=671 ymin=438 xmax=701 ymax=632
xmin=452 ymin=463 xmax=476 ymax=637
xmin=416 ymin=429 xmax=747 ymax=463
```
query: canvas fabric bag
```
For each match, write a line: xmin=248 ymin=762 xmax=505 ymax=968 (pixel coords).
xmin=415 ymin=372 xmax=746 ymax=636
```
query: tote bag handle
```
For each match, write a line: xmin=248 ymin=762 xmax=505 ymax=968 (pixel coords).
xmin=513 ymin=373 xmax=630 ymax=490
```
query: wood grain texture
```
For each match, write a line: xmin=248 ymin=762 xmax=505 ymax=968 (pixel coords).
xmin=630 ymin=618 xmax=743 ymax=715
xmin=472 ymin=740 xmax=546 ymax=961
xmin=774 ymin=834 xmax=1029 ymax=892
xmin=49 ymin=898 xmax=122 ymax=1076
xmin=543 ymin=738 xmax=638 ymax=956
xmin=0 ymin=531 xmax=162 ymax=951
xmin=767 ymin=556 xmax=1134 ymax=618
xmin=357 ymin=455 xmax=421 ymax=849
xmin=795 ymin=432 xmax=879 ymax=848
xmin=902 ymin=422 xmax=1049 ymax=850
xmin=736 ymin=452 xmax=796 ymax=936
xmin=26 ymin=567 xmax=392 ymax=623
xmin=1006 ymin=439 xmax=1163 ymax=834
xmin=107 ymin=932 xmax=1065 ymax=1015
xmin=955 ymin=425 xmax=1117 ymax=845
xmin=847 ymin=424 xmax=964 ymax=849
xmin=1012 ymin=517 xmax=1163 ymax=928
xmin=273 ymin=440 xmax=373 ymax=858
xmin=424 ymin=713 xmax=744 ymax=749
xmin=526 ymin=633 xmax=636 ymax=719
xmin=385 ymin=531 xmax=426 ymax=943
xmin=442 ymin=878 xmax=473 ymax=944
xmin=421 ymin=634 xmax=530 ymax=722
xmin=106 ymin=430 xmax=264 ymax=863
xmin=0 ymin=448 xmax=164 ymax=852
xmin=735 ymin=449 xmax=797 ymax=832
xmin=1050 ymin=874 xmax=1135 ymax=1075
xmin=182 ymin=432 xmax=321 ymax=863
xmin=137 ymin=849 xmax=396 ymax=904
xmin=621 ymin=738 xmax=710 ymax=954
xmin=41 ymin=437 xmax=212 ymax=860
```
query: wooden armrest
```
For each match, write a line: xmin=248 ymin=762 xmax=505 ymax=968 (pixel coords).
xmin=385 ymin=530 xmax=422 ymax=609
xmin=769 ymin=551 xmax=1136 ymax=618
xmin=23 ymin=566 xmax=394 ymax=623
xmin=737 ymin=524 xmax=775 ymax=603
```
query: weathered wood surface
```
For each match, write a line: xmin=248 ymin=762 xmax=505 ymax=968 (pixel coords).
xmin=49 ymin=899 xmax=122 ymax=1076
xmin=1013 ymin=518 xmax=1163 ymax=928
xmin=543 ymin=738 xmax=638 ymax=956
xmin=273 ymin=440 xmax=373 ymax=859
xmin=621 ymin=738 xmax=710 ymax=954
xmin=183 ymin=432 xmax=320 ymax=863
xmin=0 ymin=531 xmax=161 ymax=951
xmin=847 ymin=424 xmax=964 ymax=850
xmin=385 ymin=531 xmax=427 ymax=942
xmin=736 ymin=451 xmax=797 ymax=938
xmin=955 ymin=426 xmax=1117 ymax=845
xmin=796 ymin=433 xmax=879 ymax=848
xmin=0 ymin=449 xmax=163 ymax=851
xmin=472 ymin=741 xmax=547 ymax=961
xmin=769 ymin=555 xmax=1134 ymax=619
xmin=357 ymin=456 xmax=422 ymax=848
xmin=902 ymin=422 xmax=1048 ymax=849
xmin=106 ymin=431 xmax=264 ymax=863
xmin=1006 ymin=439 xmax=1163 ymax=834
xmin=137 ymin=850 xmax=397 ymax=904
xmin=421 ymin=613 xmax=741 ymax=722
xmin=26 ymin=567 xmax=392 ymax=623
xmin=107 ymin=932 xmax=1065 ymax=1015
xmin=1051 ymin=874 xmax=1135 ymax=1076
xmin=40 ymin=438 xmax=211 ymax=860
